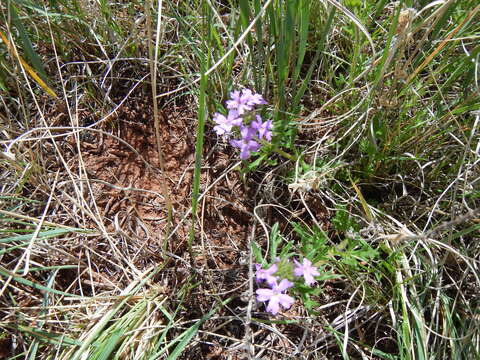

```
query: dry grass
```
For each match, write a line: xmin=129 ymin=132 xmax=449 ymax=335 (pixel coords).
xmin=1 ymin=0 xmax=479 ymax=359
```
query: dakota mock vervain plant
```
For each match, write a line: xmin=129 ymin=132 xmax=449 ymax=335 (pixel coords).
xmin=212 ymin=88 xmax=272 ymax=160
xmin=255 ymin=257 xmax=320 ymax=315
xmin=255 ymin=263 xmax=278 ymax=286
xmin=212 ymin=110 xmax=242 ymax=136
xmin=256 ymin=279 xmax=294 ymax=315
xmin=293 ymin=258 xmax=320 ymax=286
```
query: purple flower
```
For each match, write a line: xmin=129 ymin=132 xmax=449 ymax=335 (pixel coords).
xmin=248 ymin=91 xmax=267 ymax=107
xmin=255 ymin=263 xmax=278 ymax=286
xmin=256 ymin=279 xmax=294 ymax=315
xmin=251 ymin=115 xmax=273 ymax=141
xmin=230 ymin=139 xmax=260 ymax=159
xmin=294 ymin=258 xmax=320 ymax=286
xmin=226 ymin=90 xmax=252 ymax=115
xmin=226 ymin=89 xmax=267 ymax=115
xmin=230 ymin=125 xmax=260 ymax=159
xmin=212 ymin=110 xmax=242 ymax=137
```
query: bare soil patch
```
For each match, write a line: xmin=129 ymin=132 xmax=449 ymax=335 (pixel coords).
xmin=61 ymin=92 xmax=255 ymax=272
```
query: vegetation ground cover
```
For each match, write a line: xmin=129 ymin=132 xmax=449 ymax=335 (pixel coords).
xmin=0 ymin=0 xmax=479 ymax=359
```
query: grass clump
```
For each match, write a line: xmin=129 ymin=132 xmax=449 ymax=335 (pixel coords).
xmin=1 ymin=0 xmax=479 ymax=359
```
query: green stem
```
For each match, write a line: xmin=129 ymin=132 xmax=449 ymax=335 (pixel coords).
xmin=258 ymin=138 xmax=297 ymax=161
xmin=273 ymin=146 xmax=297 ymax=161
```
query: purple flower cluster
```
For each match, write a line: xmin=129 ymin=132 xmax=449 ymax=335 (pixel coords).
xmin=212 ymin=89 xmax=272 ymax=160
xmin=255 ymin=258 xmax=320 ymax=315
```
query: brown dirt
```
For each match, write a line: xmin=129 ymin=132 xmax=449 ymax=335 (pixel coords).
xmin=60 ymin=93 xmax=254 ymax=281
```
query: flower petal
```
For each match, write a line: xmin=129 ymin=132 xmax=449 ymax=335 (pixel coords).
xmin=277 ymin=293 xmax=295 ymax=309
xmin=304 ymin=274 xmax=316 ymax=286
xmin=229 ymin=139 xmax=242 ymax=148
xmin=256 ymin=288 xmax=273 ymax=302
xmin=265 ymin=264 xmax=278 ymax=274
xmin=277 ymin=279 xmax=293 ymax=292
xmin=266 ymin=297 xmax=280 ymax=315
xmin=265 ymin=276 xmax=278 ymax=287
xmin=256 ymin=264 xmax=278 ymax=285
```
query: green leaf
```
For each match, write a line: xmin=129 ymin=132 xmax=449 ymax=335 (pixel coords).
xmin=251 ymin=241 xmax=264 ymax=264
xmin=269 ymin=222 xmax=282 ymax=262
xmin=332 ymin=205 xmax=359 ymax=233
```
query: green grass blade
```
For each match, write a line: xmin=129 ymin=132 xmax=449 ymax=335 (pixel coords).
xmin=15 ymin=325 xmax=82 ymax=347
xmin=0 ymin=265 xmax=82 ymax=298
xmin=166 ymin=299 xmax=228 ymax=360
xmin=8 ymin=3 xmax=49 ymax=82
xmin=291 ymin=0 xmax=310 ymax=86
xmin=189 ymin=46 xmax=208 ymax=256
xmin=291 ymin=6 xmax=336 ymax=112
xmin=0 ymin=228 xmax=85 ymax=244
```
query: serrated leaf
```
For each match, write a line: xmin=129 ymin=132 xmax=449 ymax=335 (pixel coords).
xmin=251 ymin=241 xmax=264 ymax=264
